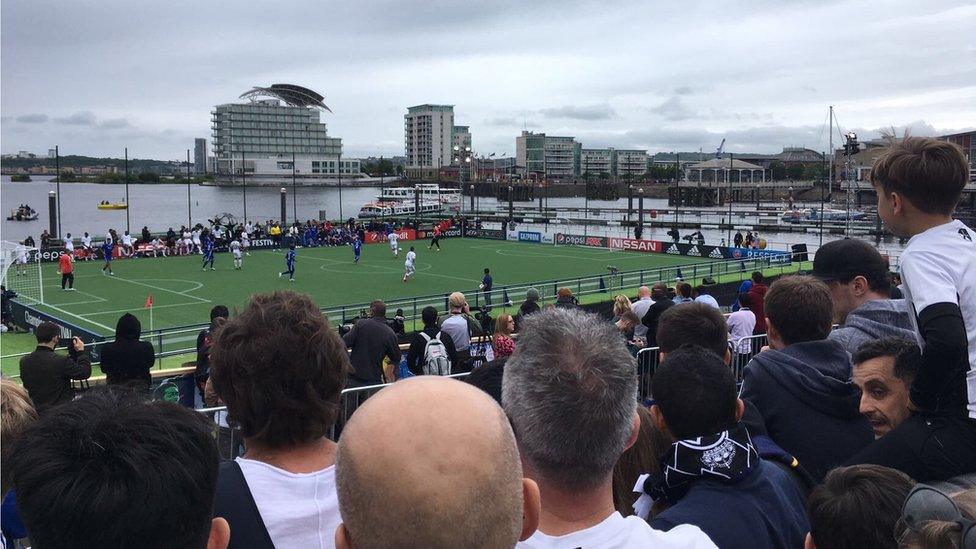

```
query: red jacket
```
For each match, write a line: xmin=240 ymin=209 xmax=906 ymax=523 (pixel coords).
xmin=59 ymin=254 xmax=73 ymax=274
xmin=748 ymin=284 xmax=769 ymax=334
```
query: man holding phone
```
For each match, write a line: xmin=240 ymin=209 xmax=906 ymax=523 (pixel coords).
xmin=19 ymin=321 xmax=92 ymax=413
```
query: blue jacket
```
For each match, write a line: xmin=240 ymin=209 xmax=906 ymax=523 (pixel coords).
xmin=651 ymin=460 xmax=810 ymax=549
xmin=739 ymin=339 xmax=873 ymax=481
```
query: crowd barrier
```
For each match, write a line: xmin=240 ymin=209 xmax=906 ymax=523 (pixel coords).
xmin=199 ymin=335 xmax=771 ymax=459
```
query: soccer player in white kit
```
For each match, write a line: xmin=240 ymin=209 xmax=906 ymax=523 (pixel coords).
xmin=13 ymin=241 xmax=28 ymax=276
xmin=81 ymin=232 xmax=94 ymax=260
xmin=120 ymin=231 xmax=134 ymax=257
xmin=402 ymin=246 xmax=416 ymax=282
xmin=230 ymin=239 xmax=243 ymax=270
xmin=192 ymin=228 xmax=202 ymax=254
xmin=241 ymin=227 xmax=251 ymax=256
xmin=388 ymin=231 xmax=399 ymax=257
xmin=64 ymin=233 xmax=75 ymax=258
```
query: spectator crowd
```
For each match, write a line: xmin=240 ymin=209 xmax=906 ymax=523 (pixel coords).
xmin=3 ymin=137 xmax=976 ymax=548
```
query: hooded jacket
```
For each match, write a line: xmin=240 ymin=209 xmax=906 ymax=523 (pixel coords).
xmin=828 ymin=299 xmax=915 ymax=356
xmin=739 ymin=339 xmax=873 ymax=481
xmin=99 ymin=313 xmax=155 ymax=390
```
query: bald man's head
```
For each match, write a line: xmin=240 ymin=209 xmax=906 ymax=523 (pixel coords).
xmin=336 ymin=377 xmax=536 ymax=549
xmin=637 ymin=286 xmax=651 ymax=299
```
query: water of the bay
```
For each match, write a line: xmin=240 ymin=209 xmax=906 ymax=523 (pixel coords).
xmin=1 ymin=175 xmax=906 ymax=255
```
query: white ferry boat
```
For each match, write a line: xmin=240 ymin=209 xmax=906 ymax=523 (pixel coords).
xmin=377 ymin=184 xmax=461 ymax=204
xmin=780 ymin=208 xmax=868 ymax=223
xmin=358 ymin=184 xmax=461 ymax=218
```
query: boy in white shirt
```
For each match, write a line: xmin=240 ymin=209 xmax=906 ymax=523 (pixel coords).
xmin=849 ymin=136 xmax=976 ymax=481
xmin=387 ymin=231 xmax=399 ymax=257
xmin=229 ymin=239 xmax=243 ymax=270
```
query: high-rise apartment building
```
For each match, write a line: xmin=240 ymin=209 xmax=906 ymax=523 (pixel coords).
xmin=211 ymin=84 xmax=358 ymax=180
xmin=516 ymin=131 xmax=581 ymax=177
xmin=615 ymin=149 xmax=648 ymax=176
xmin=581 ymin=149 xmax=613 ymax=175
xmin=194 ymin=138 xmax=207 ymax=174
xmin=404 ymin=104 xmax=454 ymax=179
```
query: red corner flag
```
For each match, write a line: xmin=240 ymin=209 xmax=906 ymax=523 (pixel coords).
xmin=144 ymin=295 xmax=153 ymax=308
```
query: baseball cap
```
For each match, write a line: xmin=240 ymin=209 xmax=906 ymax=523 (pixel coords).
xmin=812 ymin=239 xmax=889 ymax=283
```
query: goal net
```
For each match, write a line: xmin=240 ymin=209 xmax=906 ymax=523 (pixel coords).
xmin=0 ymin=240 xmax=43 ymax=305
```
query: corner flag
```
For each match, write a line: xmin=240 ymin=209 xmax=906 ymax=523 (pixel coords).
xmin=144 ymin=295 xmax=153 ymax=308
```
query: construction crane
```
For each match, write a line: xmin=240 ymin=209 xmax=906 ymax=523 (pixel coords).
xmin=715 ymin=138 xmax=726 ymax=159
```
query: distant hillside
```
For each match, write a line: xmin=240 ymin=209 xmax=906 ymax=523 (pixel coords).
xmin=1 ymin=155 xmax=175 ymax=171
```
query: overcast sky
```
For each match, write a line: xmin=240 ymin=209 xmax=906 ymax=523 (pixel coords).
xmin=2 ymin=0 xmax=974 ymax=160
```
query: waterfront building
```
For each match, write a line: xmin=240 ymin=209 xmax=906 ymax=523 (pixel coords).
xmin=194 ymin=138 xmax=207 ymax=175
xmin=211 ymin=84 xmax=359 ymax=181
xmin=581 ymin=149 xmax=612 ymax=175
xmin=615 ymin=149 xmax=648 ymax=176
xmin=405 ymin=104 xmax=455 ymax=179
xmin=516 ymin=131 xmax=581 ymax=178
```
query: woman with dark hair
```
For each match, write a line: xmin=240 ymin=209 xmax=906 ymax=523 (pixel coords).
xmin=99 ymin=313 xmax=155 ymax=391
xmin=673 ymin=282 xmax=693 ymax=304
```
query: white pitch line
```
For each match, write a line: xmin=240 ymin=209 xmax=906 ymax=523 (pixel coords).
xmin=41 ymin=289 xmax=107 ymax=303
xmin=303 ymin=255 xmax=480 ymax=285
xmin=39 ymin=303 xmax=116 ymax=332
xmin=78 ymin=301 xmax=202 ymax=317
xmin=110 ymin=277 xmax=211 ymax=303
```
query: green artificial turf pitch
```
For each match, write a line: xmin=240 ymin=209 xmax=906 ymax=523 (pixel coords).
xmin=24 ymin=238 xmax=712 ymax=336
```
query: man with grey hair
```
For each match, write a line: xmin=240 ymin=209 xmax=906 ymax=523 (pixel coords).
xmin=503 ymin=308 xmax=716 ymax=548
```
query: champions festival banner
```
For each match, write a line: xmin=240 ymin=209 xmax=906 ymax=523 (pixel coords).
xmin=8 ymin=301 xmax=106 ymax=360
xmin=555 ymin=233 xmax=792 ymax=263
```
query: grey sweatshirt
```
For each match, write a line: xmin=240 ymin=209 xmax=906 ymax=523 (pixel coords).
xmin=828 ymin=299 xmax=915 ymax=356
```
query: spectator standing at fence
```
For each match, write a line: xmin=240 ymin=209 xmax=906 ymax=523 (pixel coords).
xmin=692 ymin=285 xmax=720 ymax=309
xmin=492 ymin=313 xmax=517 ymax=359
xmin=481 ymin=267 xmax=493 ymax=310
xmin=553 ymin=287 xmax=581 ymax=310
xmin=335 ymin=377 xmax=541 ymax=548
xmin=210 ymin=291 xmax=349 ymax=549
xmin=673 ymin=282 xmax=694 ymax=304
xmin=195 ymin=305 xmax=229 ymax=401
xmin=641 ymin=283 xmax=674 ymax=348
xmin=503 ymin=308 xmax=717 ymax=548
xmin=727 ymin=293 xmax=757 ymax=360
xmin=746 ymin=272 xmax=768 ymax=335
xmin=739 ymin=276 xmax=873 ymax=480
xmin=406 ymin=306 xmax=457 ymax=376
xmin=631 ymin=286 xmax=654 ymax=340
xmin=7 ymin=389 xmax=229 ymax=549
xmin=515 ymin=287 xmax=542 ymax=331
xmin=812 ymin=239 xmax=914 ymax=355
xmin=18 ymin=322 xmax=91 ymax=413
xmin=866 ymin=136 xmax=976 ymax=482
xmin=343 ymin=300 xmax=401 ymax=385
xmin=57 ymin=250 xmax=75 ymax=291
xmin=440 ymin=292 xmax=483 ymax=372
xmin=99 ymin=313 xmax=155 ymax=392
xmin=731 ymin=277 xmax=752 ymax=312
xmin=643 ymin=346 xmax=809 ymax=549
xmin=805 ymin=465 xmax=914 ymax=549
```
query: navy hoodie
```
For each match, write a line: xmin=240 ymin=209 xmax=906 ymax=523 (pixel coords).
xmin=739 ymin=339 xmax=873 ymax=481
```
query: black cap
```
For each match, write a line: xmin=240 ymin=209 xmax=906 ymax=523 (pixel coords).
xmin=812 ymin=239 xmax=889 ymax=283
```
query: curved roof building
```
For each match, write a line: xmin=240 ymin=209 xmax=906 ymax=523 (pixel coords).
xmin=239 ymin=84 xmax=332 ymax=112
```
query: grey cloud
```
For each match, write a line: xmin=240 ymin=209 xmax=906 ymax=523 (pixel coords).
xmin=674 ymin=86 xmax=695 ymax=95
xmin=99 ymin=118 xmax=130 ymax=129
xmin=539 ymin=104 xmax=617 ymax=120
xmin=650 ymin=97 xmax=695 ymax=121
xmin=16 ymin=113 xmax=48 ymax=123
xmin=484 ymin=117 xmax=518 ymax=126
xmin=55 ymin=111 xmax=97 ymax=126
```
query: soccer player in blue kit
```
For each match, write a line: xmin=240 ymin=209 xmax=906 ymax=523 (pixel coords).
xmin=101 ymin=238 xmax=114 ymax=275
xmin=201 ymin=233 xmax=216 ymax=271
xmin=279 ymin=244 xmax=296 ymax=281
xmin=352 ymin=236 xmax=363 ymax=264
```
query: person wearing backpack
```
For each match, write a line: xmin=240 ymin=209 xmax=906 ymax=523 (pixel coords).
xmin=406 ymin=306 xmax=458 ymax=376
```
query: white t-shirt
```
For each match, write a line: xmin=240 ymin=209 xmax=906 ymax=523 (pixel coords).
xmin=388 ymin=233 xmax=399 ymax=247
xmin=517 ymin=511 xmax=716 ymax=549
xmin=900 ymin=219 xmax=976 ymax=418
xmin=236 ymin=457 xmax=341 ymax=549
xmin=122 ymin=234 xmax=133 ymax=246
xmin=727 ymin=308 xmax=757 ymax=354
xmin=64 ymin=238 xmax=74 ymax=252
xmin=14 ymin=244 xmax=27 ymax=263
xmin=230 ymin=240 xmax=241 ymax=258
xmin=82 ymin=234 xmax=92 ymax=247
xmin=405 ymin=250 xmax=416 ymax=266
xmin=631 ymin=297 xmax=654 ymax=338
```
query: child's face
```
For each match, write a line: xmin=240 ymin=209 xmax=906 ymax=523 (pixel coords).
xmin=874 ymin=184 xmax=907 ymax=236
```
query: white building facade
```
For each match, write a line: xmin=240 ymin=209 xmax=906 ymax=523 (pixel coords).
xmin=405 ymin=104 xmax=455 ymax=178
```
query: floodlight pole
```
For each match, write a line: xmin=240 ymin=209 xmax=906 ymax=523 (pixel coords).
xmin=124 ymin=147 xmax=131 ymax=233
xmin=186 ymin=149 xmax=192 ymax=228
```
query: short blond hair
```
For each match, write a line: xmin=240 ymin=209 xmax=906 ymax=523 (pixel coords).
xmin=1 ymin=379 xmax=38 ymax=492
xmin=613 ymin=295 xmax=632 ymax=316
